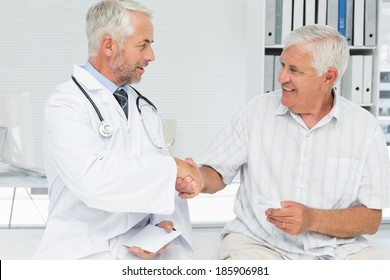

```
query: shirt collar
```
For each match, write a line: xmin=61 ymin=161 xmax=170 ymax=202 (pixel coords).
xmin=82 ymin=61 xmax=130 ymax=93
xmin=275 ymin=88 xmax=340 ymax=122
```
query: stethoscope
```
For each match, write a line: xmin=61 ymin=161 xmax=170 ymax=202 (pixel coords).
xmin=71 ymin=76 xmax=175 ymax=149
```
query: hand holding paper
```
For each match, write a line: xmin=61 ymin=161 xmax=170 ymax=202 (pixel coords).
xmin=124 ymin=224 xmax=181 ymax=258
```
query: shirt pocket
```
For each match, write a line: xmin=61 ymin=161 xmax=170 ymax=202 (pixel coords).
xmin=322 ymin=157 xmax=363 ymax=208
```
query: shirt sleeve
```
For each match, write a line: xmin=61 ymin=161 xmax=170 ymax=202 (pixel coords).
xmin=357 ymin=123 xmax=390 ymax=209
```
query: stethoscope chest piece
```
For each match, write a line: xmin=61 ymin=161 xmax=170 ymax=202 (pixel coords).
xmin=99 ymin=121 xmax=113 ymax=137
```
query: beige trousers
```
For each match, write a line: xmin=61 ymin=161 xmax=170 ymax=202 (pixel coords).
xmin=218 ymin=232 xmax=385 ymax=260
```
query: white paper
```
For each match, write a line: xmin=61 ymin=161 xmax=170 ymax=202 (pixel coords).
xmin=255 ymin=195 xmax=281 ymax=209
xmin=254 ymin=195 xmax=281 ymax=234
xmin=123 ymin=224 xmax=182 ymax=253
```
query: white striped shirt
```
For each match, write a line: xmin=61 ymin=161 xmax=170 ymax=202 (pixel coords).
xmin=200 ymin=91 xmax=390 ymax=259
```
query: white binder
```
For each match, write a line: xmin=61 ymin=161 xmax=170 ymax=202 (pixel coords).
xmin=264 ymin=55 xmax=275 ymax=93
xmin=275 ymin=0 xmax=283 ymax=45
xmin=327 ymin=0 xmax=339 ymax=31
xmin=345 ymin=0 xmax=353 ymax=45
xmin=273 ymin=55 xmax=281 ymax=91
xmin=341 ymin=55 xmax=364 ymax=104
xmin=317 ymin=0 xmax=328 ymax=25
xmin=281 ymin=0 xmax=293 ymax=43
xmin=362 ymin=55 xmax=373 ymax=104
xmin=293 ymin=0 xmax=304 ymax=30
xmin=305 ymin=0 xmax=316 ymax=25
xmin=364 ymin=0 xmax=377 ymax=46
xmin=353 ymin=0 xmax=364 ymax=46
xmin=265 ymin=0 xmax=276 ymax=45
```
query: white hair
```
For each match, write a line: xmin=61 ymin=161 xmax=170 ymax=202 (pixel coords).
xmin=283 ymin=24 xmax=350 ymax=84
xmin=86 ymin=0 xmax=152 ymax=58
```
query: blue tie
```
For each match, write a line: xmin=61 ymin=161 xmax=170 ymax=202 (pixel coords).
xmin=113 ymin=89 xmax=128 ymax=119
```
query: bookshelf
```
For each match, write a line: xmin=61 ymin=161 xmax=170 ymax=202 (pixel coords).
xmin=248 ymin=0 xmax=382 ymax=118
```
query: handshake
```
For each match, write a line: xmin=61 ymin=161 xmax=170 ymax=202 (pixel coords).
xmin=174 ymin=157 xmax=204 ymax=199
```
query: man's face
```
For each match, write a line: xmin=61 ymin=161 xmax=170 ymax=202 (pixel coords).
xmin=110 ymin=11 xmax=155 ymax=85
xmin=278 ymin=45 xmax=326 ymax=114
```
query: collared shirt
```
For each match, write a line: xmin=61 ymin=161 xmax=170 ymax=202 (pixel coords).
xmin=82 ymin=61 xmax=130 ymax=93
xmin=82 ymin=61 xmax=130 ymax=118
xmin=200 ymin=90 xmax=390 ymax=259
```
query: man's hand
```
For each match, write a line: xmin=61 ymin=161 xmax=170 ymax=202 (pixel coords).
xmin=174 ymin=157 xmax=204 ymax=199
xmin=265 ymin=201 xmax=313 ymax=235
xmin=128 ymin=221 xmax=174 ymax=259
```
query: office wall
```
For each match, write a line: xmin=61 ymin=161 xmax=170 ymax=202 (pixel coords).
xmin=0 ymin=0 xmax=248 ymax=168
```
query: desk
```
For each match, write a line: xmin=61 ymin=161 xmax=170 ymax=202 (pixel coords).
xmin=0 ymin=166 xmax=47 ymax=228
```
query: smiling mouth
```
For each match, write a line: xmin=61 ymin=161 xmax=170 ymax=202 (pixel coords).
xmin=282 ymin=86 xmax=295 ymax=92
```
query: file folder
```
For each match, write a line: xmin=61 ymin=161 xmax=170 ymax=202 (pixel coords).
xmin=353 ymin=0 xmax=364 ymax=46
xmin=281 ymin=0 xmax=293 ymax=43
xmin=364 ymin=0 xmax=377 ymax=46
xmin=293 ymin=0 xmax=304 ymax=30
xmin=362 ymin=55 xmax=373 ymax=104
xmin=264 ymin=55 xmax=275 ymax=93
xmin=265 ymin=0 xmax=276 ymax=45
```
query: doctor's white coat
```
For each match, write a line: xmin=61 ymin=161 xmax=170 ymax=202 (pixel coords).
xmin=34 ymin=65 xmax=192 ymax=259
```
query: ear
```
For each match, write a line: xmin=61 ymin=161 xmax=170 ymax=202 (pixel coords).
xmin=323 ymin=67 xmax=338 ymax=85
xmin=101 ymin=35 xmax=117 ymax=58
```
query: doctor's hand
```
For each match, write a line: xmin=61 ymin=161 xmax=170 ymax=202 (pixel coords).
xmin=174 ymin=157 xmax=204 ymax=199
xmin=128 ymin=220 xmax=174 ymax=259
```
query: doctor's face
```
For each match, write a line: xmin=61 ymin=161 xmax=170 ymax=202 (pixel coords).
xmin=110 ymin=11 xmax=155 ymax=85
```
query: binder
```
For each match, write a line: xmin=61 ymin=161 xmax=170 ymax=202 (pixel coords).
xmin=273 ymin=55 xmax=281 ymax=91
xmin=264 ymin=55 xmax=275 ymax=93
xmin=265 ymin=0 xmax=276 ymax=45
xmin=317 ymin=0 xmax=327 ymax=25
xmin=275 ymin=0 xmax=283 ymax=45
xmin=341 ymin=55 xmax=364 ymax=104
xmin=293 ymin=0 xmax=304 ymax=30
xmin=345 ymin=0 xmax=353 ymax=45
xmin=305 ymin=0 xmax=316 ymax=26
xmin=353 ymin=0 xmax=364 ymax=46
xmin=281 ymin=0 xmax=293 ymax=43
xmin=364 ymin=0 xmax=377 ymax=46
xmin=327 ymin=0 xmax=339 ymax=31
xmin=362 ymin=55 xmax=373 ymax=104
xmin=338 ymin=0 xmax=346 ymax=36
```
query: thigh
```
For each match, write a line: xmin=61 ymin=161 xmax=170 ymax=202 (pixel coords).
xmin=345 ymin=246 xmax=385 ymax=260
xmin=218 ymin=233 xmax=283 ymax=260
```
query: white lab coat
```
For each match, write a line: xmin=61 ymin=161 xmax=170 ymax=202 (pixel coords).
xmin=34 ymin=65 xmax=192 ymax=259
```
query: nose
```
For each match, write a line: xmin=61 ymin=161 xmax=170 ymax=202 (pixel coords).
xmin=146 ymin=45 xmax=155 ymax=62
xmin=278 ymin=67 xmax=290 ymax=84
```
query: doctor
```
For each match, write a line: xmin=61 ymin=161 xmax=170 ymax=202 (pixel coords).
xmin=34 ymin=0 xmax=201 ymax=260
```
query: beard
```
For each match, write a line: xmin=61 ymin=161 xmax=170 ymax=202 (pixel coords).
xmin=110 ymin=51 xmax=142 ymax=86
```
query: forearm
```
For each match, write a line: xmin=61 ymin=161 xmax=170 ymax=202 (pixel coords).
xmin=308 ymin=206 xmax=382 ymax=238
xmin=199 ymin=165 xmax=226 ymax=194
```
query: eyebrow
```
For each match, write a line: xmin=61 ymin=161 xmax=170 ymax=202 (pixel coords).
xmin=143 ymin=39 xmax=153 ymax=44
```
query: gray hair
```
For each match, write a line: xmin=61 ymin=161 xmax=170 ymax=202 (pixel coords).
xmin=283 ymin=24 xmax=350 ymax=84
xmin=86 ymin=0 xmax=152 ymax=58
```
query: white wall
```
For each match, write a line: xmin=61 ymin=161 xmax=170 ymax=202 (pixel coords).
xmin=0 ymin=0 xmax=251 ymax=167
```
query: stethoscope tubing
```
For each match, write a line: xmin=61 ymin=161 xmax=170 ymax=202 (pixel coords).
xmin=71 ymin=75 xmax=105 ymax=122
xmin=71 ymin=75 xmax=174 ymax=148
